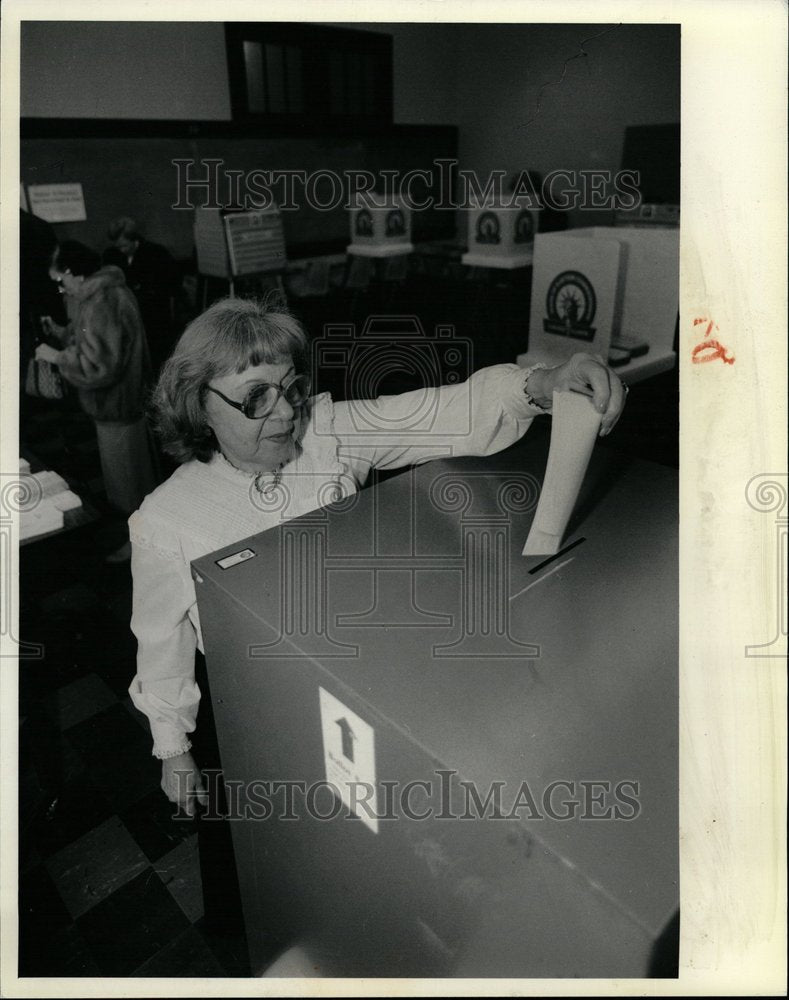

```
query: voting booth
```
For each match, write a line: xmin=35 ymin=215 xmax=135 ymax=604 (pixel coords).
xmin=347 ymin=194 xmax=413 ymax=257
xmin=193 ymin=432 xmax=678 ymax=978
xmin=517 ymin=227 xmax=679 ymax=382
xmin=461 ymin=202 xmax=539 ymax=269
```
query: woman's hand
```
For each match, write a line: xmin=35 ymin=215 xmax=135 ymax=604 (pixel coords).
xmin=35 ymin=343 xmax=62 ymax=366
xmin=161 ymin=751 xmax=208 ymax=817
xmin=528 ymin=353 xmax=629 ymax=436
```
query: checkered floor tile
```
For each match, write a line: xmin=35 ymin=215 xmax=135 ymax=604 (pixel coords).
xmin=18 ymin=404 xmax=253 ymax=978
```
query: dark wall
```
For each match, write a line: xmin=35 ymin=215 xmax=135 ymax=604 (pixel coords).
xmin=20 ymin=126 xmax=458 ymax=261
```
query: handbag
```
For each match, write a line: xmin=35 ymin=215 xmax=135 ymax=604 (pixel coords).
xmin=25 ymin=356 xmax=65 ymax=400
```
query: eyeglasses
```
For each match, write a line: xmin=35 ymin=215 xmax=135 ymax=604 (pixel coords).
xmin=205 ymin=373 xmax=311 ymax=420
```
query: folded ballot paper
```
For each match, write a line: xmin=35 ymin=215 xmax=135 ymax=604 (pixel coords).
xmin=523 ymin=390 xmax=602 ymax=556
xmin=19 ymin=467 xmax=83 ymax=541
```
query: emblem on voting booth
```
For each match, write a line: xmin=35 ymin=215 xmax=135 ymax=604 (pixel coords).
xmin=518 ymin=228 xmax=679 ymax=380
xmin=385 ymin=209 xmax=406 ymax=237
xmin=462 ymin=201 xmax=538 ymax=268
xmin=348 ymin=194 xmax=413 ymax=258
xmin=355 ymin=209 xmax=373 ymax=238
xmin=519 ymin=232 xmax=622 ymax=367
xmin=475 ymin=211 xmax=501 ymax=245
xmin=514 ymin=209 xmax=535 ymax=244
xmin=543 ymin=270 xmax=597 ymax=341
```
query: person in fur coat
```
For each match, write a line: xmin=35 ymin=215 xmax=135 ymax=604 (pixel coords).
xmin=36 ymin=240 xmax=158 ymax=560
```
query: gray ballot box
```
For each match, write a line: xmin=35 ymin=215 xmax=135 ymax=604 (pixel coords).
xmin=193 ymin=433 xmax=678 ymax=977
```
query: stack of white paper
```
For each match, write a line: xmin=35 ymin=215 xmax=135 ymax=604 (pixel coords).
xmin=20 ymin=499 xmax=65 ymax=540
xmin=51 ymin=490 xmax=83 ymax=512
xmin=19 ymin=470 xmax=83 ymax=540
xmin=29 ymin=470 xmax=69 ymax=498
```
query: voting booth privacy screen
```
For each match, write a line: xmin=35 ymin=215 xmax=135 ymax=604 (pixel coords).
xmin=519 ymin=226 xmax=679 ymax=382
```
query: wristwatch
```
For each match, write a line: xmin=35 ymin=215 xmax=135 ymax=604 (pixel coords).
xmin=521 ymin=362 xmax=553 ymax=413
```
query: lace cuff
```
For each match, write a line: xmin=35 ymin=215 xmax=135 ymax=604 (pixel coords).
xmin=521 ymin=363 xmax=554 ymax=413
xmin=153 ymin=738 xmax=193 ymax=760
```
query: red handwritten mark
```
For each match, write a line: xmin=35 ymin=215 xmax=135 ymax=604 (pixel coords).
xmin=692 ymin=339 xmax=736 ymax=365
xmin=691 ymin=318 xmax=735 ymax=365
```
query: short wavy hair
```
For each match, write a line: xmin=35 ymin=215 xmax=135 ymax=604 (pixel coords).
xmin=151 ymin=296 xmax=310 ymax=464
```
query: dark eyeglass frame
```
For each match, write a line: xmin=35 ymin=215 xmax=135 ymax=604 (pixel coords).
xmin=205 ymin=373 xmax=311 ymax=420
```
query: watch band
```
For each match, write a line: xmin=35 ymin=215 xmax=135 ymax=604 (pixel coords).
xmin=521 ymin=362 xmax=553 ymax=413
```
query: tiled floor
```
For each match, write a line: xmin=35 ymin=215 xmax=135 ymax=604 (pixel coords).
xmin=18 ymin=400 xmax=254 ymax=978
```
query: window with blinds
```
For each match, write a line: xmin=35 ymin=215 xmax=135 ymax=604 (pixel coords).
xmin=227 ymin=24 xmax=392 ymax=129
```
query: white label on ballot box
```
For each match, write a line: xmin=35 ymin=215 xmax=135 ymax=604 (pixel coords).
xmin=319 ymin=687 xmax=379 ymax=834
xmin=216 ymin=548 xmax=256 ymax=570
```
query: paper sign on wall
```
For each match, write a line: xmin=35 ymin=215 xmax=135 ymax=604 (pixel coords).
xmin=319 ymin=687 xmax=379 ymax=834
xmin=28 ymin=183 xmax=87 ymax=223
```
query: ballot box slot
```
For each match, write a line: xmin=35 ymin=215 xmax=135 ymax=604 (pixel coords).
xmin=527 ymin=535 xmax=586 ymax=575
xmin=509 ymin=555 xmax=576 ymax=603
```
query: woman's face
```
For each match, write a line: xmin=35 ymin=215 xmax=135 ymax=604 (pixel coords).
xmin=203 ymin=356 xmax=301 ymax=473
xmin=48 ymin=253 xmax=83 ymax=297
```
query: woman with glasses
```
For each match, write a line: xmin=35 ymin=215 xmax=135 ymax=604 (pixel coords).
xmin=127 ymin=295 xmax=626 ymax=933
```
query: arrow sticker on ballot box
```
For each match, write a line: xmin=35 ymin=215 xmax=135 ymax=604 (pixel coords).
xmin=335 ymin=717 xmax=357 ymax=762
xmin=319 ymin=688 xmax=378 ymax=833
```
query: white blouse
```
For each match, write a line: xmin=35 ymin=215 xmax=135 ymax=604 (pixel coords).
xmin=128 ymin=364 xmax=547 ymax=757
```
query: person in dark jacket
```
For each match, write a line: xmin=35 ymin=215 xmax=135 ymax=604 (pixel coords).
xmin=103 ymin=217 xmax=182 ymax=373
xmin=19 ymin=209 xmax=66 ymax=404
xmin=36 ymin=240 xmax=158 ymax=560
